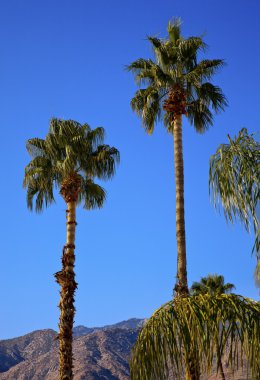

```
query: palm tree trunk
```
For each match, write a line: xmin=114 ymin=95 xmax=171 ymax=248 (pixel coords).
xmin=173 ymin=115 xmax=188 ymax=296
xmin=216 ymin=340 xmax=226 ymax=380
xmin=55 ymin=201 xmax=77 ymax=380
xmin=173 ymin=116 xmax=200 ymax=380
xmin=219 ymin=359 xmax=226 ymax=380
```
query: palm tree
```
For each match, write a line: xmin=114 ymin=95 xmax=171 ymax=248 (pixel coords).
xmin=190 ymin=274 xmax=235 ymax=380
xmin=23 ymin=118 xmax=119 ymax=380
xmin=127 ymin=18 xmax=227 ymax=297
xmin=127 ymin=20 xmax=260 ymax=380
xmin=190 ymin=274 xmax=235 ymax=296
xmin=209 ymin=128 xmax=260 ymax=282
xmin=130 ymin=293 xmax=260 ymax=380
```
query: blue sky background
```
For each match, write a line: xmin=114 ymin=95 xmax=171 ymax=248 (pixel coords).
xmin=0 ymin=0 xmax=259 ymax=339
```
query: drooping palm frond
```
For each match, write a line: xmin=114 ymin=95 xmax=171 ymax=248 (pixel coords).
xmin=130 ymin=294 xmax=260 ymax=380
xmin=209 ymin=128 xmax=260 ymax=258
xmin=77 ymin=178 xmax=106 ymax=210
xmin=23 ymin=118 xmax=119 ymax=212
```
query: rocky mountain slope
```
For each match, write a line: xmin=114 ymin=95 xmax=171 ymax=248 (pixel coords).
xmin=0 ymin=319 xmax=253 ymax=379
xmin=0 ymin=320 xmax=142 ymax=380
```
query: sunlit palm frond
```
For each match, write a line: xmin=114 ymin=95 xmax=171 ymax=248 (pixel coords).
xmin=167 ymin=17 xmax=182 ymax=44
xmin=177 ymin=37 xmax=206 ymax=64
xmin=185 ymin=59 xmax=225 ymax=83
xmin=130 ymin=294 xmax=260 ymax=380
xmin=24 ymin=118 xmax=119 ymax=212
xmin=128 ymin=19 xmax=227 ymax=135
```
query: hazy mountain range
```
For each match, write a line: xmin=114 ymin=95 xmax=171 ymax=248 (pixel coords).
xmin=0 ymin=319 xmax=251 ymax=379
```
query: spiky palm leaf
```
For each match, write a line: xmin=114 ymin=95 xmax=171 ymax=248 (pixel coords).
xmin=130 ymin=294 xmax=260 ymax=380
xmin=209 ymin=128 xmax=260 ymax=281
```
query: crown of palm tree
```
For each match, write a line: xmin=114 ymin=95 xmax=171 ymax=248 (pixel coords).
xmin=127 ymin=18 xmax=227 ymax=134
xmin=23 ymin=118 xmax=120 ymax=212
xmin=190 ymin=274 xmax=235 ymax=295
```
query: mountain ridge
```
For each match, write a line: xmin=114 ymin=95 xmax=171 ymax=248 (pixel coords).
xmin=0 ymin=318 xmax=252 ymax=379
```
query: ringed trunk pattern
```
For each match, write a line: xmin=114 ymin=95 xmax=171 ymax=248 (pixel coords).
xmin=164 ymin=89 xmax=199 ymax=380
xmin=55 ymin=173 xmax=81 ymax=380
xmin=163 ymin=87 xmax=188 ymax=296
xmin=172 ymin=114 xmax=188 ymax=296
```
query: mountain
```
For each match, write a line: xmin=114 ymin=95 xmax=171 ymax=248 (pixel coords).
xmin=0 ymin=328 xmax=138 ymax=380
xmin=73 ymin=318 xmax=144 ymax=337
xmin=0 ymin=319 xmax=253 ymax=379
xmin=0 ymin=320 xmax=143 ymax=380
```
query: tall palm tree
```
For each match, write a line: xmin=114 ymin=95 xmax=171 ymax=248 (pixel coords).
xmin=127 ymin=18 xmax=227 ymax=297
xmin=209 ymin=128 xmax=260 ymax=282
xmin=23 ymin=118 xmax=119 ymax=380
xmin=127 ymin=20 xmax=260 ymax=380
xmin=190 ymin=274 xmax=235 ymax=380
xmin=190 ymin=274 xmax=235 ymax=296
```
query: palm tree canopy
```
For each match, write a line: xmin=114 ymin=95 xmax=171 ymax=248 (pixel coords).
xmin=209 ymin=128 xmax=260 ymax=279
xmin=130 ymin=294 xmax=260 ymax=380
xmin=23 ymin=118 xmax=120 ymax=212
xmin=127 ymin=18 xmax=227 ymax=134
xmin=190 ymin=274 xmax=235 ymax=295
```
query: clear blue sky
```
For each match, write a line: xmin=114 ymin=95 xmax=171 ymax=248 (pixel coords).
xmin=0 ymin=0 xmax=259 ymax=339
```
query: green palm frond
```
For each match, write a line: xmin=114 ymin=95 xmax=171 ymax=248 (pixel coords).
xmin=26 ymin=177 xmax=55 ymax=213
xmin=86 ymin=127 xmax=105 ymax=148
xmin=194 ymin=82 xmax=228 ymax=112
xmin=185 ymin=59 xmax=225 ymax=83
xmin=128 ymin=18 xmax=227 ymax=135
xmin=186 ymin=99 xmax=214 ymax=132
xmin=190 ymin=274 xmax=235 ymax=296
xmin=209 ymin=128 xmax=260 ymax=257
xmin=167 ymin=17 xmax=182 ymax=44
xmin=78 ymin=178 xmax=106 ymax=209
xmin=130 ymin=294 xmax=260 ymax=380
xmin=177 ymin=37 xmax=206 ymax=63
xmin=26 ymin=138 xmax=48 ymax=158
xmin=24 ymin=118 xmax=119 ymax=212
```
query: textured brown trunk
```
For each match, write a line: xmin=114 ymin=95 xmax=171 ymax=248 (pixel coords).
xmin=173 ymin=116 xmax=200 ymax=380
xmin=173 ymin=115 xmax=188 ymax=297
xmin=55 ymin=200 xmax=78 ymax=380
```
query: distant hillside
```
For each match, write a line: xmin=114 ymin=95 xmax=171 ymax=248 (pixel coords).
xmin=73 ymin=318 xmax=145 ymax=337
xmin=0 ymin=319 xmax=253 ymax=379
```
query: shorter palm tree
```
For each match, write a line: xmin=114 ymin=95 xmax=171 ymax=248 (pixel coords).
xmin=190 ymin=274 xmax=235 ymax=296
xmin=190 ymin=274 xmax=235 ymax=380
xmin=23 ymin=118 xmax=119 ymax=380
